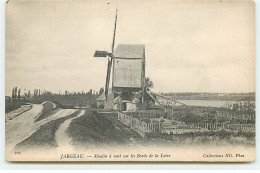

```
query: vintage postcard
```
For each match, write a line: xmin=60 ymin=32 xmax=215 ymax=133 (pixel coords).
xmin=5 ymin=0 xmax=255 ymax=162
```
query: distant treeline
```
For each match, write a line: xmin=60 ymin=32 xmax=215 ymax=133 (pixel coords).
xmin=8 ymin=87 xmax=105 ymax=107
xmin=161 ymin=92 xmax=255 ymax=101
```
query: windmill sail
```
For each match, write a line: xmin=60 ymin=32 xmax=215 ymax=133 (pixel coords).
xmin=111 ymin=9 xmax=118 ymax=53
xmin=105 ymin=9 xmax=118 ymax=100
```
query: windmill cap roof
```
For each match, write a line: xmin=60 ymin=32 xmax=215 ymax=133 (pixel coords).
xmin=113 ymin=44 xmax=145 ymax=59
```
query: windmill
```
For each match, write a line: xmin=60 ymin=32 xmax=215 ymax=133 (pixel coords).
xmin=94 ymin=9 xmax=118 ymax=101
xmin=94 ymin=9 xmax=146 ymax=111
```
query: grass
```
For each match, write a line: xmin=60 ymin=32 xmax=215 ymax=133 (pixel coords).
xmin=146 ymin=130 xmax=255 ymax=146
xmin=35 ymin=102 xmax=60 ymax=122
xmin=15 ymin=110 xmax=81 ymax=151
xmin=67 ymin=110 xmax=142 ymax=148
xmin=5 ymin=101 xmax=29 ymax=113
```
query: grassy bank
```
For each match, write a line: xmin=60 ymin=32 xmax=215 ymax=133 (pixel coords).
xmin=35 ymin=102 xmax=60 ymax=122
xmin=15 ymin=110 xmax=81 ymax=151
xmin=67 ymin=110 xmax=142 ymax=148
xmin=5 ymin=101 xmax=30 ymax=113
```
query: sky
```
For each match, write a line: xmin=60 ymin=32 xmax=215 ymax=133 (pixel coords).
xmin=5 ymin=0 xmax=255 ymax=96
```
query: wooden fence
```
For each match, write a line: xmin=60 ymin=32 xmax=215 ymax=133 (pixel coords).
xmin=117 ymin=112 xmax=255 ymax=136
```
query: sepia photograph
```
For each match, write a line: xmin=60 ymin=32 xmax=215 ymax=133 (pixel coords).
xmin=5 ymin=0 xmax=255 ymax=162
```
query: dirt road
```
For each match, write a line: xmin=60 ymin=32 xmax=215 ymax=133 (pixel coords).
xmin=5 ymin=102 xmax=77 ymax=154
xmin=5 ymin=103 xmax=43 ymax=153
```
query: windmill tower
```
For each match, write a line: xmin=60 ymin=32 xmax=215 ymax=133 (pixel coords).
xmin=94 ymin=10 xmax=146 ymax=111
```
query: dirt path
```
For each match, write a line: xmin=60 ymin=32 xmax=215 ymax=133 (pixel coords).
xmin=5 ymin=103 xmax=43 ymax=154
xmin=5 ymin=102 xmax=76 ymax=154
xmin=55 ymin=110 xmax=85 ymax=153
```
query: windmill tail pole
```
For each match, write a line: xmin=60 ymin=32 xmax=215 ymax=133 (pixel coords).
xmin=105 ymin=9 xmax=118 ymax=101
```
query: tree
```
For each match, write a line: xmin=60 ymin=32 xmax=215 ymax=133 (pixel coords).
xmin=33 ymin=89 xmax=39 ymax=101
xmin=11 ymin=88 xmax=14 ymax=100
xmin=145 ymin=77 xmax=153 ymax=91
xmin=14 ymin=87 xmax=17 ymax=100
xmin=33 ymin=89 xmax=36 ymax=100
xmin=18 ymin=88 xmax=21 ymax=100
xmin=99 ymin=87 xmax=104 ymax=96
xmin=28 ymin=90 xmax=31 ymax=101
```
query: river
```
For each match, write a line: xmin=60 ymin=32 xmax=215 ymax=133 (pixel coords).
xmin=176 ymin=100 xmax=239 ymax=108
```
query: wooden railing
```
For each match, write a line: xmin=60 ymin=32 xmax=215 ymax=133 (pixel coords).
xmin=117 ymin=112 xmax=255 ymax=136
